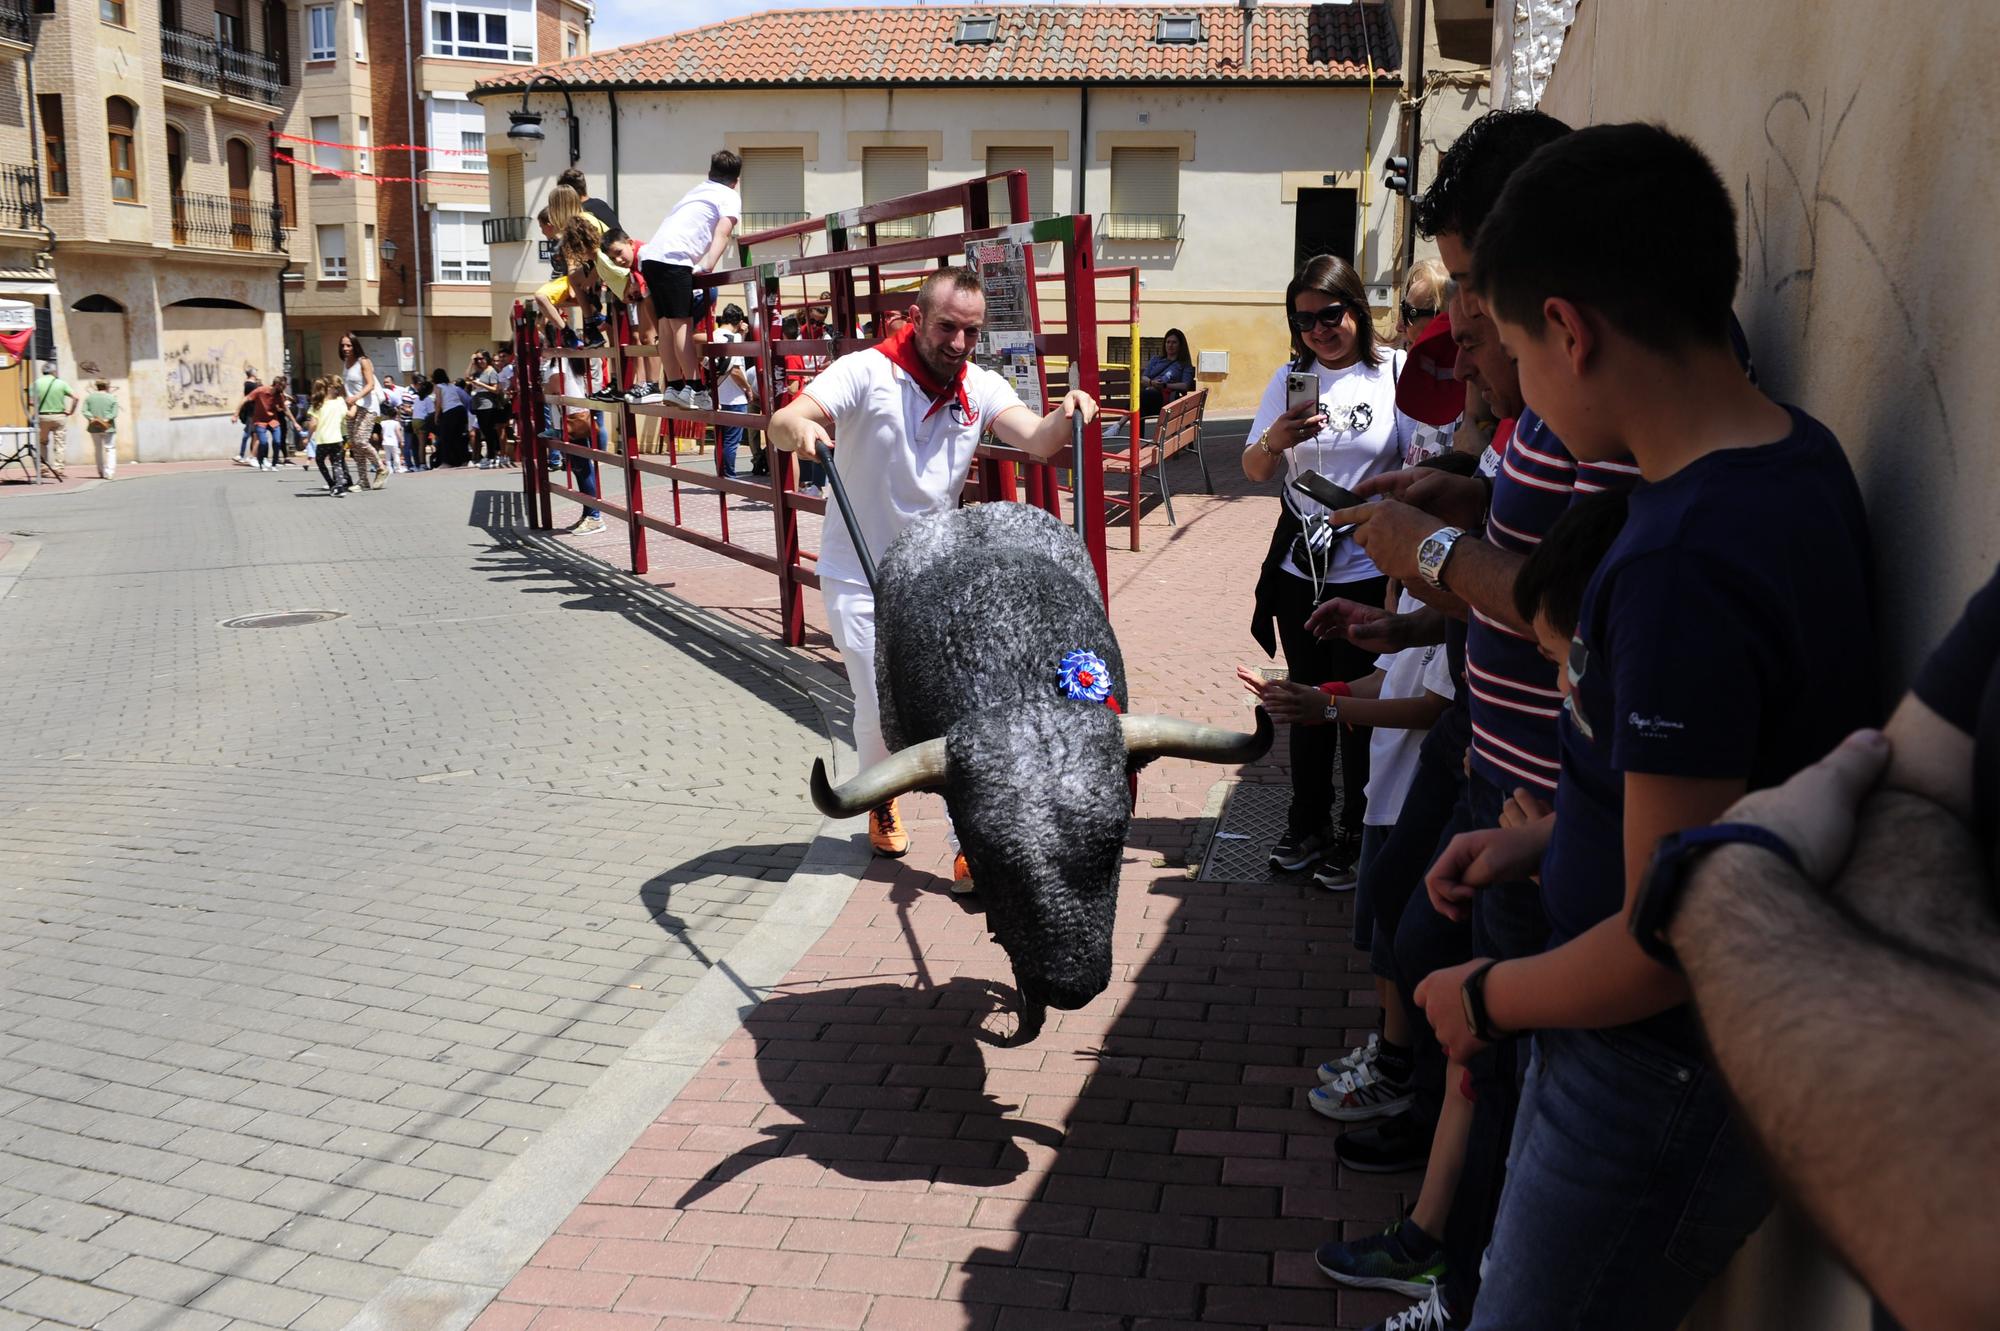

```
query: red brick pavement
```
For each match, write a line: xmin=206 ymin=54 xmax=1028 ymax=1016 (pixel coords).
xmin=495 ymin=446 xmax=1421 ymax=1330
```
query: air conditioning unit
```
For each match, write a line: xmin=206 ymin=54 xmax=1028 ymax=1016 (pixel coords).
xmin=1433 ymin=0 xmax=1495 ymax=65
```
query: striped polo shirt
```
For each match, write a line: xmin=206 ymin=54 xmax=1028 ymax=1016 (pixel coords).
xmin=1465 ymin=409 xmax=1640 ymax=794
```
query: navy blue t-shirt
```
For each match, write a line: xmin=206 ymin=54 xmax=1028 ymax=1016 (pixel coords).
xmin=1541 ymin=405 xmax=1882 ymax=950
xmin=1912 ymin=561 xmax=2000 ymax=862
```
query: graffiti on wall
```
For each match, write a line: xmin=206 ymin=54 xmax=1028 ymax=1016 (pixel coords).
xmin=162 ymin=337 xmax=258 ymax=418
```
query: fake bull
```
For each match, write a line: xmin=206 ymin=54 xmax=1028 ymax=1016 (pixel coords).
xmin=811 ymin=502 xmax=1271 ymax=1040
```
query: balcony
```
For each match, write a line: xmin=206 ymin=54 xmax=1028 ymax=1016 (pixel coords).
xmin=170 ymin=191 xmax=284 ymax=253
xmin=482 ymin=215 xmax=528 ymax=245
xmin=0 ymin=165 xmax=39 ymax=233
xmin=161 ymin=28 xmax=283 ymax=105
xmin=0 ymin=0 xmax=29 ymax=46
xmin=1101 ymin=212 xmax=1185 ymax=241
xmin=742 ymin=211 xmax=810 ymax=234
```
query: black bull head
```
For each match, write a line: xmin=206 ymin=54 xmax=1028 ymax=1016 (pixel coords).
xmin=810 ymin=702 xmax=1271 ymax=1041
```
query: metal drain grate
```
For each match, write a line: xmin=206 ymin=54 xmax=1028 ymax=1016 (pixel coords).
xmin=220 ymin=610 xmax=348 ymax=629
xmin=1197 ymin=781 xmax=1293 ymax=883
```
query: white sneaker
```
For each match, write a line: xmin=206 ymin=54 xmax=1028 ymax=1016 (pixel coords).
xmin=574 ymin=515 xmax=606 ymax=535
xmin=1317 ymin=1033 xmax=1379 ymax=1084
xmin=1381 ymin=1283 xmax=1453 ymax=1331
xmin=687 ymin=390 xmax=714 ymax=410
xmin=1308 ymin=1060 xmax=1414 ymax=1123
xmin=669 ymin=386 xmax=696 ymax=409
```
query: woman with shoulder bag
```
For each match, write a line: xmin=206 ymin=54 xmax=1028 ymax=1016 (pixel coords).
xmin=1242 ymin=254 xmax=1410 ymax=886
xmin=83 ymin=378 xmax=120 ymax=479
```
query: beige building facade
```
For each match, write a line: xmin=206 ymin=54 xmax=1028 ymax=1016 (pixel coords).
xmin=475 ymin=3 xmax=1482 ymax=416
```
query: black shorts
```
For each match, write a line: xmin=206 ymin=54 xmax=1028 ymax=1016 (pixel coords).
xmin=643 ymin=260 xmax=695 ymax=320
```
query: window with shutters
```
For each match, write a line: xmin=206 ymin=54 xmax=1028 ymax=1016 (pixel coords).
xmin=309 ymin=115 xmax=341 ymax=171
xmin=318 ymin=223 xmax=346 ymax=278
xmin=276 ymin=157 xmax=296 ymax=226
xmin=107 ymin=98 xmax=138 ymax=202
xmin=355 ymin=116 xmax=370 ymax=171
xmin=431 ymin=208 xmax=490 ymax=282
xmin=364 ymin=225 xmax=378 ymax=280
xmin=740 ymin=147 xmax=806 ymax=231
xmin=428 ymin=98 xmax=487 ymax=173
xmin=306 ymin=4 xmax=335 ymax=58
xmin=501 ymin=154 xmax=524 ymax=216
xmin=39 ymin=95 xmax=66 ymax=198
xmin=984 ymin=146 xmax=1053 ymax=225
xmin=352 ymin=2 xmax=368 ymax=60
xmin=863 ymin=146 xmax=928 ymax=238
xmin=215 ymin=0 xmax=243 ymax=48
xmin=267 ymin=1 xmax=289 ymax=82
xmin=1107 ymin=146 xmax=1181 ymax=240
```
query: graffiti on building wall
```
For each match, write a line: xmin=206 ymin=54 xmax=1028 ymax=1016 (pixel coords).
xmin=162 ymin=337 xmax=258 ymax=418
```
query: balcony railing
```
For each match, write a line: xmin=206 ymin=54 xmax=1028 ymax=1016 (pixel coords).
xmin=1101 ymin=212 xmax=1185 ymax=241
xmin=170 ymin=190 xmax=283 ymax=252
xmin=871 ymin=215 xmax=934 ymax=240
xmin=482 ymin=215 xmax=529 ymax=245
xmin=0 ymin=165 xmax=39 ymax=232
xmin=742 ymin=211 xmax=810 ymax=232
xmin=0 ymin=0 xmax=29 ymax=45
xmin=161 ymin=28 xmax=283 ymax=104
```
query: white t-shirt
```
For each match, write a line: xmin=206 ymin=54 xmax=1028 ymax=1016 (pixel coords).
xmin=343 ymin=359 xmax=383 ymax=414
xmin=1362 ymin=591 xmax=1457 ymax=826
xmin=1246 ymin=352 xmax=1409 ymax=585
xmin=639 ymin=180 xmax=742 ymax=268
xmin=800 ymin=348 xmax=1026 ymax=587
xmin=716 ymin=328 xmax=749 ymax=408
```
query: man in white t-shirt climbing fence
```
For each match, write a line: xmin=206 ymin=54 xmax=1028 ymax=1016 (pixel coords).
xmin=768 ymin=266 xmax=1099 ymax=880
xmin=635 ymin=149 xmax=742 ymax=410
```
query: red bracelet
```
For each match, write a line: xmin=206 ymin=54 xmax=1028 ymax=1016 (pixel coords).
xmin=1317 ymin=680 xmax=1352 ymax=698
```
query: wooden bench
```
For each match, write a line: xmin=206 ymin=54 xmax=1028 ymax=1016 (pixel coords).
xmin=1102 ymin=388 xmax=1210 ymax=550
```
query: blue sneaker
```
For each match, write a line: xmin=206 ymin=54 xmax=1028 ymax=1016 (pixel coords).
xmin=1317 ymin=1218 xmax=1446 ymax=1298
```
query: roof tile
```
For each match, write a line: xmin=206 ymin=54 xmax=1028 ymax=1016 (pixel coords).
xmin=478 ymin=3 xmax=1400 ymax=94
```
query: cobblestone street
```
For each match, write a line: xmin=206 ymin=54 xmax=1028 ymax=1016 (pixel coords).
xmin=0 ymin=466 xmax=841 ymax=1330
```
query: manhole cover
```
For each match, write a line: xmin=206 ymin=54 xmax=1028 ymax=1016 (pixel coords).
xmin=1195 ymin=769 xmax=1350 ymax=884
xmin=220 ymin=610 xmax=347 ymax=629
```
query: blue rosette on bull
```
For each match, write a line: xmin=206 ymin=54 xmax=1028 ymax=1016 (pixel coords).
xmin=809 ymin=503 xmax=1273 ymax=1042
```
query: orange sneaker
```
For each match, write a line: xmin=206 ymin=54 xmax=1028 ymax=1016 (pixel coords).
xmin=868 ymin=800 xmax=909 ymax=858
xmin=951 ymin=853 xmax=976 ymax=895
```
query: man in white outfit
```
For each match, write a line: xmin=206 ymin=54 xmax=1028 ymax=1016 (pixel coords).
xmin=769 ymin=266 xmax=1098 ymax=888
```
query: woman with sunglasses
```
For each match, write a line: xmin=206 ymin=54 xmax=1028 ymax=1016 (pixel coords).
xmin=1243 ymin=254 xmax=1411 ymax=887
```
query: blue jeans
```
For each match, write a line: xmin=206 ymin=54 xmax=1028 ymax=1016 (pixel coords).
xmin=717 ymin=402 xmax=748 ymax=477
xmin=1469 ymin=1027 xmax=1773 ymax=1330
xmin=252 ymin=423 xmax=281 ymax=464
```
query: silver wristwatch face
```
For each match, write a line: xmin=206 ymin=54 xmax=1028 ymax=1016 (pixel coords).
xmin=1418 ymin=528 xmax=1461 ymax=588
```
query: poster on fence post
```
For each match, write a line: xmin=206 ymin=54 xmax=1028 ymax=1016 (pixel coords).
xmin=964 ymin=238 xmax=1043 ymax=415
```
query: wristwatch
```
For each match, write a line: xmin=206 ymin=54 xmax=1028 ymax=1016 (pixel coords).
xmin=1416 ymin=527 xmax=1467 ymax=592
xmin=1461 ymin=959 xmax=1503 ymax=1044
xmin=1322 ymin=700 xmax=1340 ymax=724
xmin=1631 ymin=823 xmax=1806 ymax=970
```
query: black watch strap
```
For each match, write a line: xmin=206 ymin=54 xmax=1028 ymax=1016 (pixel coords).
xmin=1462 ymin=959 xmax=1503 ymax=1043
xmin=1631 ymin=822 xmax=1806 ymax=970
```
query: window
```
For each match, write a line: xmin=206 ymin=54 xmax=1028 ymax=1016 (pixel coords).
xmin=38 ymin=95 xmax=66 ymax=198
xmin=355 ymin=116 xmax=370 ymax=171
xmin=352 ymin=2 xmax=367 ymax=60
xmin=107 ymin=98 xmax=138 ymax=202
xmin=364 ymin=224 xmax=377 ymax=280
xmin=431 ymin=208 xmax=491 ymax=282
xmin=310 ymin=115 xmax=341 ymax=170
xmin=215 ymin=0 xmax=243 ymax=48
xmin=862 ymin=145 xmax=928 ymax=237
xmin=952 ymin=14 xmax=997 ymax=43
xmin=1107 ymin=146 xmax=1181 ymax=239
xmin=267 ymin=1 xmax=289 ymax=82
xmin=99 ymin=0 xmax=125 ymax=24
xmin=739 ymin=146 xmax=805 ymax=227
xmin=276 ymin=158 xmax=296 ymax=226
xmin=317 ymin=223 xmax=347 ymax=277
xmin=427 ymin=97 xmax=487 ymax=173
xmin=1154 ymin=14 xmax=1201 ymax=42
xmin=985 ymin=146 xmax=1053 ymax=224
xmin=563 ymin=26 xmax=579 ymax=57
xmin=307 ymin=4 xmax=335 ymax=58
xmin=426 ymin=0 xmax=534 ymax=62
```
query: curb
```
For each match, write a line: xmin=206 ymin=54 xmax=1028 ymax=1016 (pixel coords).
xmin=344 ymin=524 xmax=872 ymax=1331
xmin=0 ymin=537 xmax=42 ymax=601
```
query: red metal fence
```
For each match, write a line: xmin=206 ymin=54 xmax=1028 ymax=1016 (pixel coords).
xmin=512 ymin=171 xmax=1114 ymax=648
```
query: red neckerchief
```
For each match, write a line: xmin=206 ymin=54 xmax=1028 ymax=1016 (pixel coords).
xmin=873 ymin=321 xmax=970 ymax=422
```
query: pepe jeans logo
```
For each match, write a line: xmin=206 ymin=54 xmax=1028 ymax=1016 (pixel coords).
xmin=1627 ymin=712 xmax=1687 ymax=739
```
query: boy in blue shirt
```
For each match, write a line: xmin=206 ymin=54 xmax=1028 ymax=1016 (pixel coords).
xmin=1411 ymin=123 xmax=1881 ymax=1328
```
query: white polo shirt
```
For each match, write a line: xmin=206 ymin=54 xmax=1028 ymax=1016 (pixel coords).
xmin=801 ymin=348 xmax=1026 ymax=588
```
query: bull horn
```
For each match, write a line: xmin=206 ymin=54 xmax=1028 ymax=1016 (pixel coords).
xmin=1120 ymin=707 xmax=1274 ymax=765
xmin=810 ymin=737 xmax=952 ymax=818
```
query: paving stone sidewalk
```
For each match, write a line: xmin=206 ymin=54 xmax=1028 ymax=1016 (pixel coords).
xmin=0 ymin=466 xmax=842 ymax=1330
xmin=487 ymin=437 xmax=1421 ymax=1330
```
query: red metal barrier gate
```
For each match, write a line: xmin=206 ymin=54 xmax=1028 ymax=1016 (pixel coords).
xmin=512 ymin=171 xmax=1111 ymax=648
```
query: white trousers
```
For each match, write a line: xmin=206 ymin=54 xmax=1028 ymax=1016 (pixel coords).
xmin=821 ymin=575 xmax=957 ymax=849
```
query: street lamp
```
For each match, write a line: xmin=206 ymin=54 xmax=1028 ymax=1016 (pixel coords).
xmin=379 ymin=237 xmax=409 ymax=305
xmin=506 ymin=73 xmax=578 ymax=165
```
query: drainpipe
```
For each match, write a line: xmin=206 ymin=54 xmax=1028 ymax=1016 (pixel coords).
xmin=1401 ymin=0 xmax=1426 ymax=277
xmin=401 ymin=0 xmax=426 ymax=369
xmin=606 ymin=88 xmax=619 ymax=214
xmin=22 ymin=50 xmax=56 ymax=258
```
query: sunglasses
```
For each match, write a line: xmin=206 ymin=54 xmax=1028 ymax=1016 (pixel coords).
xmin=1401 ymin=302 xmax=1439 ymax=327
xmin=1287 ymin=307 xmax=1354 ymax=335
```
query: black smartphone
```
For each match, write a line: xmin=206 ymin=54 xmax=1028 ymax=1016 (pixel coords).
xmin=1291 ymin=469 xmax=1364 ymax=513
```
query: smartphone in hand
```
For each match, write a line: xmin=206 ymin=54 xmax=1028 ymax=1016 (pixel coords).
xmin=1291 ymin=469 xmax=1364 ymax=513
xmin=1285 ymin=370 xmax=1319 ymax=415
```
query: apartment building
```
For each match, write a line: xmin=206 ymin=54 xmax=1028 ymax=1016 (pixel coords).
xmin=29 ymin=0 xmax=292 ymax=458
xmin=286 ymin=0 xmax=593 ymax=385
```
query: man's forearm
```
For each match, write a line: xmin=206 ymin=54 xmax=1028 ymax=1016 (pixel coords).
xmin=1673 ymin=794 xmax=2000 ymax=1331
xmin=1482 ymin=916 xmax=1689 ymax=1035
xmin=1439 ymin=541 xmax=1530 ymax=636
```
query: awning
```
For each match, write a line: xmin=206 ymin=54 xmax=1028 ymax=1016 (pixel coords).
xmin=0 ymin=268 xmax=56 ymax=299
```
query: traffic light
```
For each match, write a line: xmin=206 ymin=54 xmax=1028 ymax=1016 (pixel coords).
xmin=1383 ymin=155 xmax=1412 ymax=197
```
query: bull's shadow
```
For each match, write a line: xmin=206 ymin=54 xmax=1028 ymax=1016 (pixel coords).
xmin=670 ymin=977 xmax=1065 ymax=1208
